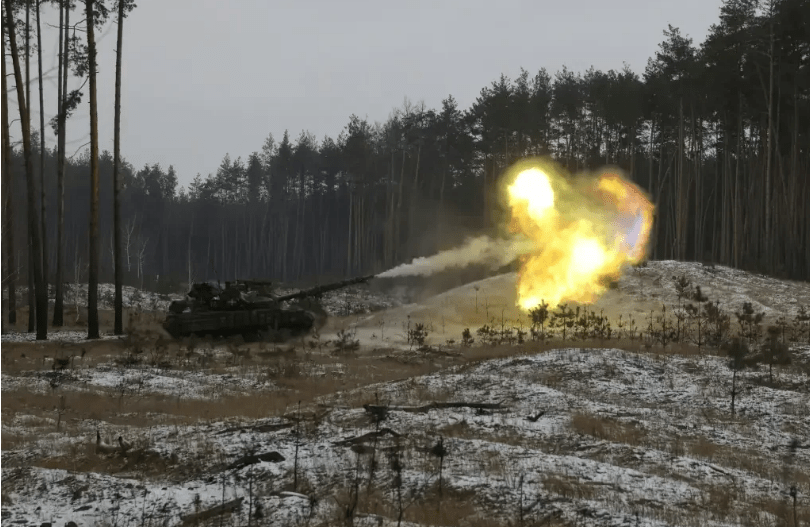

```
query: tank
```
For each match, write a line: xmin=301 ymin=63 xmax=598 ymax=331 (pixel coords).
xmin=162 ymin=275 xmax=375 ymax=341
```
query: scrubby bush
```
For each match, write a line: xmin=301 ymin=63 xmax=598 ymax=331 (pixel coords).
xmin=460 ymin=328 xmax=474 ymax=347
xmin=528 ymin=301 xmax=549 ymax=341
xmin=722 ymin=337 xmax=750 ymax=415
xmin=333 ymin=328 xmax=360 ymax=353
xmin=761 ymin=326 xmax=792 ymax=383
xmin=735 ymin=302 xmax=765 ymax=344
xmin=407 ymin=322 xmax=429 ymax=349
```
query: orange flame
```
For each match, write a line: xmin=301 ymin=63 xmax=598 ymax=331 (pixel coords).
xmin=502 ymin=158 xmax=654 ymax=310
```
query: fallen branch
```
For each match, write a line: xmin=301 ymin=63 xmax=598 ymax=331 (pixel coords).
xmin=216 ymin=422 xmax=293 ymax=435
xmin=179 ymin=497 xmax=243 ymax=524
xmin=526 ymin=410 xmax=546 ymax=422
xmin=357 ymin=513 xmax=388 ymax=522
xmin=95 ymin=430 xmax=124 ymax=456
xmin=283 ymin=408 xmax=332 ymax=423
xmin=267 ymin=490 xmax=310 ymax=500
xmin=225 ymin=451 xmax=285 ymax=472
xmin=706 ymin=463 xmax=734 ymax=478
xmin=363 ymin=401 xmax=505 ymax=414
xmin=334 ymin=427 xmax=402 ymax=447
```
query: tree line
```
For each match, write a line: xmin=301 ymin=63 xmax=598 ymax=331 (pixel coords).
xmin=2 ymin=0 xmax=809 ymax=340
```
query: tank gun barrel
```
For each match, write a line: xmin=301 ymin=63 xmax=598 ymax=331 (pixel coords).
xmin=237 ymin=279 xmax=275 ymax=286
xmin=276 ymin=275 xmax=375 ymax=303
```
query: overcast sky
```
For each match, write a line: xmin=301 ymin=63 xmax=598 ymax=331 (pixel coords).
xmin=9 ymin=0 xmax=723 ymax=187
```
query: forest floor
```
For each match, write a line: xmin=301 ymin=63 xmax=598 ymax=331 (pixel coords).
xmin=2 ymin=261 xmax=810 ymax=526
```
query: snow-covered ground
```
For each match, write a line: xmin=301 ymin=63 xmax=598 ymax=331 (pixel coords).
xmin=319 ymin=260 xmax=810 ymax=353
xmin=3 ymin=282 xmax=183 ymax=313
xmin=2 ymin=261 xmax=809 ymax=526
xmin=3 ymin=346 xmax=808 ymax=525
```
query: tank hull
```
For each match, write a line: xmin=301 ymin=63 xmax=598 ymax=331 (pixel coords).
xmin=162 ymin=274 xmax=374 ymax=342
xmin=163 ymin=307 xmax=315 ymax=341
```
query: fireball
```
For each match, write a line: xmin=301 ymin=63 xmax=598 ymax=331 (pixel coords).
xmin=502 ymin=158 xmax=654 ymax=310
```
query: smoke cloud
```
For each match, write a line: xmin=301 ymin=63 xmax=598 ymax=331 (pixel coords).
xmin=378 ymin=235 xmax=535 ymax=278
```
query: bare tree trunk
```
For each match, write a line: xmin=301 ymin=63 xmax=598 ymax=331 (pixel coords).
xmin=53 ymin=0 xmax=68 ymax=326
xmin=408 ymin=144 xmax=421 ymax=249
xmin=437 ymin=167 xmax=446 ymax=249
xmin=676 ymin=97 xmax=686 ymax=260
xmin=111 ymin=0 xmax=124 ymax=333
xmin=648 ymin=118 xmax=655 ymax=196
xmin=5 ymin=0 xmax=47 ymax=340
xmin=734 ymin=104 xmax=743 ymax=269
xmin=25 ymin=0 xmax=36 ymax=333
xmin=396 ymin=148 xmax=406 ymax=261
xmin=187 ymin=215 xmax=194 ymax=287
xmin=36 ymin=0 xmax=47 ymax=299
xmin=221 ymin=224 xmax=226 ymax=279
xmin=346 ymin=190 xmax=352 ymax=275
xmin=652 ymin=141 xmax=665 ymax=260
xmin=28 ymin=249 xmax=35 ymax=331
xmin=764 ymin=13 xmax=775 ymax=271
xmin=712 ymin=124 xmax=722 ymax=263
xmin=386 ymin=151 xmax=394 ymax=267
xmin=112 ymin=0 xmax=126 ymax=334
xmin=281 ymin=212 xmax=288 ymax=280
xmin=2 ymin=26 xmax=16 ymax=325
xmin=791 ymin=80 xmax=799 ymax=275
xmin=85 ymin=0 xmax=100 ymax=339
xmin=692 ymin=104 xmax=702 ymax=262
xmin=720 ymin=121 xmax=727 ymax=263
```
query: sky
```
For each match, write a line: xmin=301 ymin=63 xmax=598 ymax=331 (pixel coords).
xmin=7 ymin=0 xmax=723 ymax=187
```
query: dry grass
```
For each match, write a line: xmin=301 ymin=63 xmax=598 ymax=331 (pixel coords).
xmin=688 ymin=435 xmax=718 ymax=460
xmin=2 ymin=388 xmax=304 ymax=427
xmin=36 ymin=444 xmax=175 ymax=478
xmin=542 ymin=474 xmax=598 ymax=501
xmin=1 ymin=339 xmax=133 ymax=374
xmin=744 ymin=495 xmax=810 ymax=527
xmin=400 ymin=493 xmax=479 ymax=526
xmin=329 ymin=487 xmax=504 ymax=527
xmin=569 ymin=411 xmax=648 ymax=446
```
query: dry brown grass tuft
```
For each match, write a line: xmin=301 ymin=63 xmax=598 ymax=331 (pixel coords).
xmin=688 ymin=435 xmax=718 ymax=461
xmin=440 ymin=419 xmax=474 ymax=439
xmin=745 ymin=495 xmax=810 ymax=527
xmin=542 ymin=474 xmax=598 ymax=501
xmin=570 ymin=412 xmax=647 ymax=446
xmin=36 ymin=445 xmax=173 ymax=478
xmin=399 ymin=488 xmax=479 ymax=526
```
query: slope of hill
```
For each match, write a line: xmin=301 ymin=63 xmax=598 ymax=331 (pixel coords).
xmin=1 ymin=261 xmax=808 ymax=526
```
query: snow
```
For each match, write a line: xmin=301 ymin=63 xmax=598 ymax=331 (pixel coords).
xmin=2 ymin=261 xmax=809 ymax=526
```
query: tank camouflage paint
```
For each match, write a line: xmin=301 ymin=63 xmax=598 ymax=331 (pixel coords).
xmin=162 ymin=275 xmax=374 ymax=341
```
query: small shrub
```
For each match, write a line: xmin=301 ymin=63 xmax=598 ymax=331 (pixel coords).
xmin=333 ymin=328 xmax=359 ymax=353
xmin=529 ymin=301 xmax=549 ymax=341
xmin=761 ymin=325 xmax=792 ymax=383
xmin=722 ymin=337 xmax=750 ymax=415
xmin=735 ymin=302 xmax=765 ymax=344
xmin=476 ymin=324 xmax=499 ymax=346
xmin=461 ymin=328 xmax=474 ymax=347
xmin=703 ymin=300 xmax=730 ymax=348
xmin=792 ymin=305 xmax=810 ymax=344
xmin=551 ymin=303 xmax=575 ymax=341
xmin=407 ymin=322 xmax=429 ymax=349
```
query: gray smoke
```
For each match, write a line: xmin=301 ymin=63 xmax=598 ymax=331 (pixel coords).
xmin=378 ymin=235 xmax=535 ymax=278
